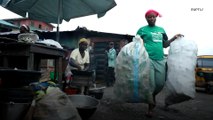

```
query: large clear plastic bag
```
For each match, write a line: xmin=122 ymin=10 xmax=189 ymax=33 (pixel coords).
xmin=165 ymin=36 xmax=198 ymax=106
xmin=113 ymin=35 xmax=154 ymax=103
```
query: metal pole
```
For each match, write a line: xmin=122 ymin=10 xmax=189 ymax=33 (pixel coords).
xmin=56 ymin=0 xmax=61 ymax=42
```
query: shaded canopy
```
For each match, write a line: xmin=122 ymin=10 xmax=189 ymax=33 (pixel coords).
xmin=0 ymin=0 xmax=116 ymax=41
xmin=1 ymin=0 xmax=117 ymax=24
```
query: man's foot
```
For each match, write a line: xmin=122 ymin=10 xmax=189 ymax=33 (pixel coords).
xmin=145 ymin=103 xmax=156 ymax=118
xmin=145 ymin=111 xmax=153 ymax=118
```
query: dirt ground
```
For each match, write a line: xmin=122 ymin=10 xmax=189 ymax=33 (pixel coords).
xmin=89 ymin=86 xmax=213 ymax=120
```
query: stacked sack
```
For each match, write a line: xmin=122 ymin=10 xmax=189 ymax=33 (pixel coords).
xmin=165 ymin=36 xmax=198 ymax=106
xmin=113 ymin=35 xmax=154 ymax=104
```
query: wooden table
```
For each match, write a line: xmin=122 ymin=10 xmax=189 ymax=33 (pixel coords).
xmin=0 ymin=42 xmax=67 ymax=88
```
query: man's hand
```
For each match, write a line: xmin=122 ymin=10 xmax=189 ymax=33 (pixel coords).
xmin=173 ymin=34 xmax=184 ymax=40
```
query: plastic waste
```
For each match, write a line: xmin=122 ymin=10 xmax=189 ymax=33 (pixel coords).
xmin=165 ymin=36 xmax=198 ymax=106
xmin=113 ymin=35 xmax=154 ymax=103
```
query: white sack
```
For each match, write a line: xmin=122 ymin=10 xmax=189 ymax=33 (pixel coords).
xmin=165 ymin=36 xmax=198 ymax=106
xmin=113 ymin=35 xmax=154 ymax=103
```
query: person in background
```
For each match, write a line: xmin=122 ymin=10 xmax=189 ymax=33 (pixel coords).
xmin=88 ymin=41 xmax=97 ymax=87
xmin=69 ymin=38 xmax=90 ymax=71
xmin=19 ymin=24 xmax=30 ymax=33
xmin=136 ymin=9 xmax=183 ymax=117
xmin=68 ymin=38 xmax=90 ymax=94
xmin=105 ymin=41 xmax=117 ymax=87
xmin=121 ymin=39 xmax=129 ymax=49
xmin=18 ymin=24 xmax=39 ymax=42
xmin=87 ymin=40 xmax=94 ymax=52
xmin=123 ymin=39 xmax=129 ymax=45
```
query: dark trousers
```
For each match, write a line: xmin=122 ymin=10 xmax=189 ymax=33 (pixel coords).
xmin=106 ymin=67 xmax=115 ymax=86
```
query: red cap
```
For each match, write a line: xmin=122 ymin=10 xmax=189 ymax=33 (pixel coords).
xmin=145 ymin=9 xmax=162 ymax=17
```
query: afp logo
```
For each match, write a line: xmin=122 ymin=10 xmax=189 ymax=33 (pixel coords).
xmin=191 ymin=8 xmax=204 ymax=11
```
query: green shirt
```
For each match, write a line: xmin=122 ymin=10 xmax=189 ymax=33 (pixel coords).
xmin=137 ymin=25 xmax=166 ymax=60
xmin=107 ymin=48 xmax=116 ymax=68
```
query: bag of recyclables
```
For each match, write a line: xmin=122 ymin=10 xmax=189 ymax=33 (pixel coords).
xmin=18 ymin=33 xmax=39 ymax=43
xmin=113 ymin=35 xmax=154 ymax=103
xmin=165 ymin=36 xmax=198 ymax=106
xmin=35 ymin=39 xmax=63 ymax=49
xmin=33 ymin=87 xmax=82 ymax=120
